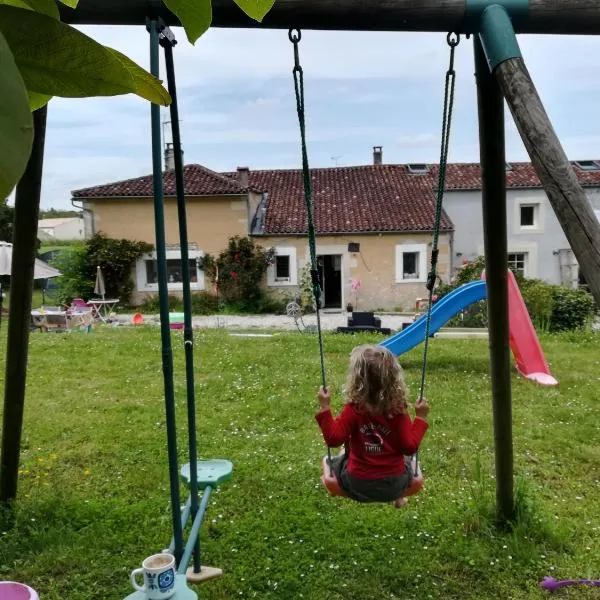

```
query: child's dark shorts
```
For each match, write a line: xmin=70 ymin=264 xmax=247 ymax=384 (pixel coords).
xmin=329 ymin=453 xmax=415 ymax=503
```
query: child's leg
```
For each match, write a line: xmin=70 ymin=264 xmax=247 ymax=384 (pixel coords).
xmin=393 ymin=455 xmax=424 ymax=507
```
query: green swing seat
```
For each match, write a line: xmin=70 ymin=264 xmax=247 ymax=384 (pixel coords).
xmin=180 ymin=459 xmax=233 ymax=490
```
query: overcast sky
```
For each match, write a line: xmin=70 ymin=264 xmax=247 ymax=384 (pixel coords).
xmin=28 ymin=25 xmax=600 ymax=209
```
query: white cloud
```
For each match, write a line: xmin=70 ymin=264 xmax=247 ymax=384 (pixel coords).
xmin=18 ymin=24 xmax=600 ymax=209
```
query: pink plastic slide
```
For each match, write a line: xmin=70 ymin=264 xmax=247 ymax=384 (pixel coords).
xmin=483 ymin=270 xmax=558 ymax=386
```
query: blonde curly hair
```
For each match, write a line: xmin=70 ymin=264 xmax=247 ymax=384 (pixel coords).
xmin=344 ymin=345 xmax=408 ymax=416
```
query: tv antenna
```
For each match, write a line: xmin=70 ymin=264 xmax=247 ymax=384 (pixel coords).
xmin=331 ymin=155 xmax=342 ymax=166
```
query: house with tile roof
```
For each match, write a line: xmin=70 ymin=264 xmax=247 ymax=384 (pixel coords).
xmin=71 ymin=151 xmax=454 ymax=310
xmin=439 ymin=160 xmax=600 ymax=287
xmin=71 ymin=148 xmax=600 ymax=309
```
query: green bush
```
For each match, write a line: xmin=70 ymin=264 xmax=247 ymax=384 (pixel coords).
xmin=439 ymin=256 xmax=596 ymax=332
xmin=550 ymin=285 xmax=596 ymax=332
xmin=139 ymin=292 xmax=220 ymax=315
xmin=52 ymin=233 xmax=152 ymax=304
xmin=191 ymin=292 xmax=219 ymax=315
xmin=203 ymin=236 xmax=275 ymax=313
xmin=139 ymin=294 xmax=182 ymax=313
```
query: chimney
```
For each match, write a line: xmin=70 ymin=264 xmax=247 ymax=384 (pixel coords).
xmin=164 ymin=143 xmax=175 ymax=171
xmin=373 ymin=146 xmax=383 ymax=165
xmin=237 ymin=166 xmax=250 ymax=188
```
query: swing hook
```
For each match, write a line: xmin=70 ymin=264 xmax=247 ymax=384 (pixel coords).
xmin=447 ymin=32 xmax=460 ymax=47
xmin=288 ymin=28 xmax=301 ymax=43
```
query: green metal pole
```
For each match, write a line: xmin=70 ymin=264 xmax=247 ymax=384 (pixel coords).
xmin=474 ymin=35 xmax=515 ymax=523
xmin=147 ymin=18 xmax=184 ymax=563
xmin=0 ymin=106 xmax=47 ymax=511
xmin=162 ymin=37 xmax=201 ymax=574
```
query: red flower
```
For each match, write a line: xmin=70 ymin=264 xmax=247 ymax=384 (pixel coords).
xmin=231 ymin=271 xmax=238 ymax=280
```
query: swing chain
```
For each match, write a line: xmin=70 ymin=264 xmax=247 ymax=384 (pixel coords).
xmin=419 ymin=33 xmax=459 ymax=400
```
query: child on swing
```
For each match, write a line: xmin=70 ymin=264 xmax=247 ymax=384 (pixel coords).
xmin=315 ymin=344 xmax=429 ymax=507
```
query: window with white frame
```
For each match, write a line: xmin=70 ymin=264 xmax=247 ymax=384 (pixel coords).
xmin=136 ymin=249 xmax=205 ymax=292
xmin=519 ymin=203 xmax=539 ymax=228
xmin=267 ymin=247 xmax=297 ymax=286
xmin=507 ymin=252 xmax=527 ymax=277
xmin=395 ymin=243 xmax=427 ymax=283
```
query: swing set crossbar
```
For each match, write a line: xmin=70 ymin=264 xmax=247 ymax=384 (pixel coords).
xmin=61 ymin=0 xmax=600 ymax=36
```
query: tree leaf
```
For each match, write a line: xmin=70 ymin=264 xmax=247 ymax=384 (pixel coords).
xmin=0 ymin=6 xmax=171 ymax=106
xmin=28 ymin=90 xmax=52 ymax=110
xmin=163 ymin=0 xmax=212 ymax=44
xmin=0 ymin=30 xmax=33 ymax=200
xmin=56 ymin=0 xmax=78 ymax=7
xmin=233 ymin=0 xmax=276 ymax=22
xmin=0 ymin=0 xmax=59 ymax=19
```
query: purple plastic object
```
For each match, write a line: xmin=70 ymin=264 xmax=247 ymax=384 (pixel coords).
xmin=541 ymin=576 xmax=600 ymax=593
xmin=0 ymin=582 xmax=39 ymax=600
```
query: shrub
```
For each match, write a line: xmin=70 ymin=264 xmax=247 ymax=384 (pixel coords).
xmin=549 ymin=286 xmax=596 ymax=332
xmin=139 ymin=294 xmax=182 ymax=313
xmin=439 ymin=256 xmax=596 ymax=332
xmin=203 ymin=236 xmax=275 ymax=313
xmin=191 ymin=292 xmax=219 ymax=315
xmin=52 ymin=233 xmax=152 ymax=304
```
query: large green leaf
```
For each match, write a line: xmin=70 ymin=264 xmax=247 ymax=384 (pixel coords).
xmin=0 ymin=0 xmax=59 ymax=18
xmin=163 ymin=0 xmax=212 ymax=44
xmin=233 ymin=0 xmax=276 ymax=21
xmin=28 ymin=90 xmax=52 ymax=110
xmin=57 ymin=0 xmax=78 ymax=7
xmin=0 ymin=30 xmax=33 ymax=200
xmin=0 ymin=6 xmax=171 ymax=105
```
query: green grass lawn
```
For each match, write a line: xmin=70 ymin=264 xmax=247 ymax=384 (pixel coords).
xmin=0 ymin=327 xmax=599 ymax=599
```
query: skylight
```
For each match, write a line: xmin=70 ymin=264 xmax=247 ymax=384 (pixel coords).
xmin=407 ymin=164 xmax=429 ymax=174
xmin=574 ymin=160 xmax=600 ymax=171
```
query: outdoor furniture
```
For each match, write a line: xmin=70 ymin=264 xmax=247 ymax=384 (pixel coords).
xmin=87 ymin=298 xmax=119 ymax=323
xmin=336 ymin=311 xmax=391 ymax=335
xmin=31 ymin=308 xmax=94 ymax=333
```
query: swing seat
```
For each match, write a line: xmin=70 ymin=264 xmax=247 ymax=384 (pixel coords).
xmin=320 ymin=456 xmax=425 ymax=500
xmin=180 ymin=459 xmax=233 ymax=490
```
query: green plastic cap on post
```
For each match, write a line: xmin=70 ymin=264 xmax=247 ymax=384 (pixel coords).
xmin=466 ymin=1 xmax=527 ymax=71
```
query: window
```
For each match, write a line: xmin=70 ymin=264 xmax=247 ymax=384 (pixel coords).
xmin=520 ymin=204 xmax=536 ymax=227
xmin=275 ymin=255 xmax=290 ymax=280
xmin=507 ymin=252 xmax=527 ymax=277
xmin=136 ymin=249 xmax=205 ymax=292
xmin=574 ymin=160 xmax=600 ymax=171
xmin=145 ymin=259 xmax=199 ymax=285
xmin=267 ymin=247 xmax=297 ymax=286
xmin=396 ymin=243 xmax=427 ymax=283
xmin=407 ymin=164 xmax=429 ymax=174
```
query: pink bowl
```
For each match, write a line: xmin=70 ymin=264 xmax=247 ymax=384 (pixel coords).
xmin=0 ymin=582 xmax=39 ymax=600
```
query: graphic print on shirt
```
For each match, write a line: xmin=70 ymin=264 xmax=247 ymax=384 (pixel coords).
xmin=360 ymin=423 xmax=391 ymax=454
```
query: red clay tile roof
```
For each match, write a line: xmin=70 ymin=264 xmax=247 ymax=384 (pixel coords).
xmin=441 ymin=161 xmax=600 ymax=189
xmin=226 ymin=165 xmax=453 ymax=235
xmin=71 ymin=164 xmax=249 ymax=198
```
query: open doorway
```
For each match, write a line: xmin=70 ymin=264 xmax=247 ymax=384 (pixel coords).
xmin=317 ymin=254 xmax=342 ymax=309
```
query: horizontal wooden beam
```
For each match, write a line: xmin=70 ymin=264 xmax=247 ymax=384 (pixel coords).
xmin=60 ymin=0 xmax=600 ymax=34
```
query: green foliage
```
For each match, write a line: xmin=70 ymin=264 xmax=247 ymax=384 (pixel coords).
xmin=53 ymin=233 xmax=151 ymax=304
xmin=233 ymin=0 xmax=276 ymax=21
xmin=39 ymin=208 xmax=81 ymax=218
xmin=0 ymin=7 xmax=171 ymax=104
xmin=203 ymin=236 xmax=274 ymax=312
xmin=139 ymin=292 xmax=220 ymax=315
xmin=549 ymin=285 xmax=596 ymax=332
xmin=0 ymin=29 xmax=33 ymax=200
xmin=298 ymin=264 xmax=315 ymax=312
xmin=49 ymin=245 xmax=88 ymax=302
xmin=163 ymin=0 xmax=212 ymax=44
xmin=440 ymin=256 xmax=597 ymax=332
xmin=0 ymin=198 xmax=14 ymax=242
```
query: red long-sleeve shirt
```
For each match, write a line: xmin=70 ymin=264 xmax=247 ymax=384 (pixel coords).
xmin=315 ymin=403 xmax=429 ymax=480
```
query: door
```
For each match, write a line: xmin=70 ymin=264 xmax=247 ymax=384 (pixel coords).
xmin=317 ymin=255 xmax=342 ymax=309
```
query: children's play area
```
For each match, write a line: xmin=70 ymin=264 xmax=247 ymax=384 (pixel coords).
xmin=1 ymin=1 xmax=600 ymax=599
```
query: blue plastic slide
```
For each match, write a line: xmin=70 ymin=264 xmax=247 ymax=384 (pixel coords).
xmin=379 ymin=281 xmax=487 ymax=356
